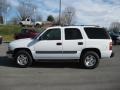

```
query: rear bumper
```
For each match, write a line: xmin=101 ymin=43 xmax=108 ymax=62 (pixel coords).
xmin=110 ymin=52 xmax=114 ymax=58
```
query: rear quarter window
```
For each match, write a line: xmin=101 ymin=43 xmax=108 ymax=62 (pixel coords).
xmin=84 ymin=27 xmax=110 ymax=39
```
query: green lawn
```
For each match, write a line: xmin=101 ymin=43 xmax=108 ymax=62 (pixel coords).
xmin=0 ymin=24 xmax=44 ymax=42
xmin=0 ymin=25 xmax=22 ymax=42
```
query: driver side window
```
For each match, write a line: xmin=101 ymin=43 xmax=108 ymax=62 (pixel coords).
xmin=41 ymin=28 xmax=61 ymax=40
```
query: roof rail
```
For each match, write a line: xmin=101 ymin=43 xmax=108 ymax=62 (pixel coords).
xmin=75 ymin=25 xmax=100 ymax=27
xmin=63 ymin=25 xmax=100 ymax=27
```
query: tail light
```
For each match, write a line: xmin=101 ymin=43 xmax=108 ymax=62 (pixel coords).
xmin=109 ymin=42 xmax=112 ymax=50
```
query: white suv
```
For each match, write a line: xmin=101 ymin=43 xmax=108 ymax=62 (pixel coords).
xmin=7 ymin=25 xmax=114 ymax=69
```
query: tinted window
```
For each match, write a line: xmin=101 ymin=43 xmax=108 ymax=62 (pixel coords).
xmin=84 ymin=28 xmax=110 ymax=39
xmin=41 ymin=28 xmax=61 ymax=40
xmin=65 ymin=28 xmax=83 ymax=40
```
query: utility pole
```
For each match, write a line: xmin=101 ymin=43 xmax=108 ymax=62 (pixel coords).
xmin=34 ymin=8 xmax=36 ymax=22
xmin=59 ymin=0 xmax=61 ymax=25
xmin=5 ymin=7 xmax=10 ymax=24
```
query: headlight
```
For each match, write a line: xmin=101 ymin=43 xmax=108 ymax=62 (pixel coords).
xmin=8 ymin=43 xmax=13 ymax=51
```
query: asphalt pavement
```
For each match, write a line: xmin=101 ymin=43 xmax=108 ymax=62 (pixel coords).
xmin=0 ymin=43 xmax=120 ymax=90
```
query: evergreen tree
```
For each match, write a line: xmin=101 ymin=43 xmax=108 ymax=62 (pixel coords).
xmin=47 ymin=15 xmax=54 ymax=22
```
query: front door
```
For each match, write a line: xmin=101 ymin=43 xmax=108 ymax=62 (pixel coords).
xmin=34 ymin=28 xmax=63 ymax=59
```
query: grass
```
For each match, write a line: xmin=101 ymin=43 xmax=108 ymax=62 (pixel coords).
xmin=0 ymin=24 xmax=44 ymax=42
xmin=2 ymin=35 xmax=14 ymax=42
xmin=0 ymin=25 xmax=22 ymax=42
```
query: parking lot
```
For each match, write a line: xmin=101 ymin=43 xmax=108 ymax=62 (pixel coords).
xmin=0 ymin=43 xmax=120 ymax=90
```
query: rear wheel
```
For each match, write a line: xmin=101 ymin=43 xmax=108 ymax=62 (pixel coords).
xmin=15 ymin=50 xmax=33 ymax=68
xmin=80 ymin=51 xmax=99 ymax=69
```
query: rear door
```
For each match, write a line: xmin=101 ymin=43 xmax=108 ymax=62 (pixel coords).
xmin=62 ymin=28 xmax=84 ymax=59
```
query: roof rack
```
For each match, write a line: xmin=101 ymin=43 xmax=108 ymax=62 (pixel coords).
xmin=62 ymin=25 xmax=100 ymax=27
xmin=73 ymin=25 xmax=100 ymax=27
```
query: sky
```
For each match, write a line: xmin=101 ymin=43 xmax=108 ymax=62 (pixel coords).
xmin=6 ymin=0 xmax=120 ymax=27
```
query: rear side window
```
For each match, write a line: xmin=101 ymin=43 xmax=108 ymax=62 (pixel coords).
xmin=84 ymin=27 xmax=110 ymax=39
xmin=65 ymin=28 xmax=83 ymax=40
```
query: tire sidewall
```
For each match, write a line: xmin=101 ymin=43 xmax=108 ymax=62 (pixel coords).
xmin=82 ymin=51 xmax=99 ymax=69
xmin=15 ymin=50 xmax=33 ymax=68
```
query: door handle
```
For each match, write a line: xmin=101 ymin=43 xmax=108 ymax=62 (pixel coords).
xmin=56 ymin=42 xmax=62 ymax=45
xmin=78 ymin=42 xmax=83 ymax=45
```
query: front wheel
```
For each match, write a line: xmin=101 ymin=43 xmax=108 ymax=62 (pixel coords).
xmin=80 ymin=51 xmax=99 ymax=69
xmin=15 ymin=50 xmax=33 ymax=68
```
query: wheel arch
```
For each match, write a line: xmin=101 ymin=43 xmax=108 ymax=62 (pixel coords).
xmin=19 ymin=22 xmax=23 ymax=25
xmin=80 ymin=48 xmax=101 ymax=59
xmin=13 ymin=48 xmax=33 ymax=59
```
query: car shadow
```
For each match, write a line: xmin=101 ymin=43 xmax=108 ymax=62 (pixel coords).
xmin=0 ymin=56 xmax=83 ymax=69
xmin=113 ymin=42 xmax=120 ymax=45
xmin=32 ymin=62 xmax=81 ymax=69
xmin=117 ymin=42 xmax=120 ymax=45
xmin=0 ymin=56 xmax=17 ymax=67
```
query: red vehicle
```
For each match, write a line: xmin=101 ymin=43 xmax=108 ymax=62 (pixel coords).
xmin=14 ymin=28 xmax=38 ymax=40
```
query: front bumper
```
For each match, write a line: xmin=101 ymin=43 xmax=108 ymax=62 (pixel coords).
xmin=110 ymin=52 xmax=114 ymax=58
xmin=6 ymin=51 xmax=14 ymax=59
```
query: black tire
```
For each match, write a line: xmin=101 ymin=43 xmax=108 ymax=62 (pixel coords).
xmin=19 ymin=23 xmax=25 ymax=27
xmin=15 ymin=50 xmax=33 ymax=68
xmin=35 ymin=24 xmax=40 ymax=27
xmin=80 ymin=51 xmax=99 ymax=69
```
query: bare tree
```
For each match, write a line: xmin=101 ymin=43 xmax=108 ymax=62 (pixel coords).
xmin=0 ymin=0 xmax=10 ymax=24
xmin=60 ymin=7 xmax=76 ymax=26
xmin=36 ymin=14 xmax=42 ymax=21
xmin=10 ymin=17 xmax=19 ymax=24
xmin=109 ymin=22 xmax=120 ymax=33
xmin=17 ymin=0 xmax=37 ymax=21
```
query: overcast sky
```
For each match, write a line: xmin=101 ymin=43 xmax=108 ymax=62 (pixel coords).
xmin=7 ymin=0 xmax=120 ymax=27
